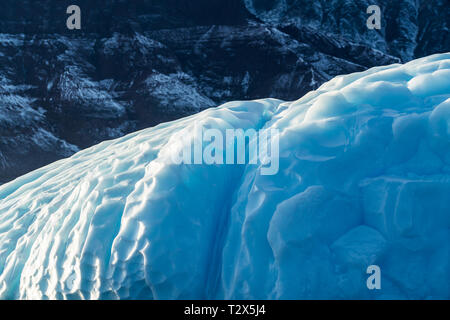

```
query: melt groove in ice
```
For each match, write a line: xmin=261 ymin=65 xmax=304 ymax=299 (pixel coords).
xmin=0 ymin=53 xmax=449 ymax=299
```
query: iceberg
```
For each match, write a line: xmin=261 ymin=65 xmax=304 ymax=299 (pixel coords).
xmin=0 ymin=53 xmax=449 ymax=300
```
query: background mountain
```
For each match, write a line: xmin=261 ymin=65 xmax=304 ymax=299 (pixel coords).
xmin=0 ymin=0 xmax=449 ymax=184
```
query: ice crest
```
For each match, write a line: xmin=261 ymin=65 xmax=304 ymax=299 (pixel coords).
xmin=0 ymin=53 xmax=449 ymax=300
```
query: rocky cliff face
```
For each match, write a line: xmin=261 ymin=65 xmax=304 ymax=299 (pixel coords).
xmin=0 ymin=0 xmax=448 ymax=184
xmin=244 ymin=0 xmax=450 ymax=61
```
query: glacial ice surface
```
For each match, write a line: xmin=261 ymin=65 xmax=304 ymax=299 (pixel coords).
xmin=0 ymin=53 xmax=449 ymax=300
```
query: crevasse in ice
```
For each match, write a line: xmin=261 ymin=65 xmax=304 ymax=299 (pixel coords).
xmin=0 ymin=53 xmax=449 ymax=299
